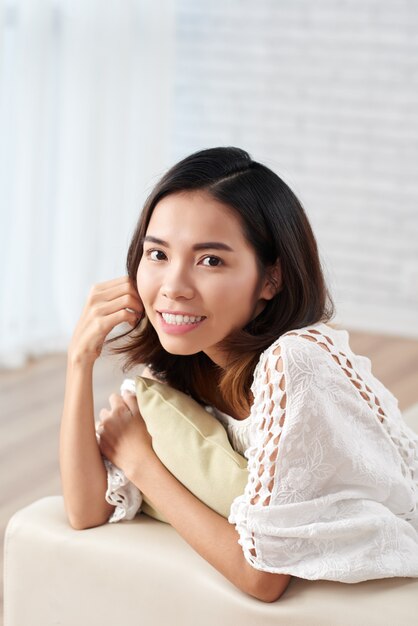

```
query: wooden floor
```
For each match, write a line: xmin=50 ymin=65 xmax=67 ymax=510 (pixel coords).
xmin=1 ymin=329 xmax=418 ymax=623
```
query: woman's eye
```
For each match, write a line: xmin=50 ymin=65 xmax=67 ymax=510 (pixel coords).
xmin=201 ymin=256 xmax=222 ymax=267
xmin=147 ymin=249 xmax=166 ymax=261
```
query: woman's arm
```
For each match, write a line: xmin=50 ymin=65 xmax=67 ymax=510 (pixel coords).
xmin=130 ymin=455 xmax=291 ymax=603
xmin=59 ymin=276 xmax=143 ymax=529
xmin=98 ymin=391 xmax=291 ymax=603
xmin=60 ymin=356 xmax=114 ymax=529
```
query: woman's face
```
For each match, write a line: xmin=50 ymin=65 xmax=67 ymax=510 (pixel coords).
xmin=136 ymin=190 xmax=276 ymax=367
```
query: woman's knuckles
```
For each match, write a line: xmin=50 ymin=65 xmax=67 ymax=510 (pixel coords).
xmin=123 ymin=395 xmax=139 ymax=413
xmin=109 ymin=392 xmax=123 ymax=404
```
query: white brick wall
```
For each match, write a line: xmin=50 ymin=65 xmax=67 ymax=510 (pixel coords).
xmin=169 ymin=0 xmax=418 ymax=337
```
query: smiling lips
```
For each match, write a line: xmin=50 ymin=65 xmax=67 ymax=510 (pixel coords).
xmin=160 ymin=312 xmax=205 ymax=325
xmin=157 ymin=311 xmax=206 ymax=334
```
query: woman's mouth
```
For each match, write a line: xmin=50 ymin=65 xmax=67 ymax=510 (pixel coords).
xmin=161 ymin=312 xmax=205 ymax=325
xmin=157 ymin=312 xmax=207 ymax=335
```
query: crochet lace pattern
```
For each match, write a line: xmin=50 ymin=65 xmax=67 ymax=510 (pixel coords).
xmin=229 ymin=324 xmax=418 ymax=580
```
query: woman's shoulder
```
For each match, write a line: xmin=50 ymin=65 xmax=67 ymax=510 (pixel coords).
xmin=257 ymin=321 xmax=349 ymax=365
xmin=251 ymin=321 xmax=359 ymax=398
xmin=254 ymin=322 xmax=401 ymax=420
xmin=280 ymin=321 xmax=349 ymax=347
xmin=250 ymin=323 xmax=324 ymax=395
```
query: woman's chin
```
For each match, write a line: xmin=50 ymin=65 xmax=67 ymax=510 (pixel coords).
xmin=162 ymin=345 xmax=199 ymax=356
xmin=157 ymin=336 xmax=200 ymax=356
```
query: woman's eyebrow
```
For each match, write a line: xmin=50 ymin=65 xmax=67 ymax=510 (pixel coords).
xmin=142 ymin=235 xmax=234 ymax=252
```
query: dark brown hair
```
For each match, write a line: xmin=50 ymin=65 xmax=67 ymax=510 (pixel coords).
xmin=106 ymin=146 xmax=334 ymax=415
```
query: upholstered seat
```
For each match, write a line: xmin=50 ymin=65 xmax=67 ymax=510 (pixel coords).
xmin=4 ymin=495 xmax=418 ymax=626
xmin=4 ymin=403 xmax=418 ymax=626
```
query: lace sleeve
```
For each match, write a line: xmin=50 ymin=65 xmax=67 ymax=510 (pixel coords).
xmin=228 ymin=342 xmax=286 ymax=562
xmin=103 ymin=457 xmax=143 ymax=523
xmin=228 ymin=335 xmax=418 ymax=582
xmin=98 ymin=378 xmax=143 ymax=523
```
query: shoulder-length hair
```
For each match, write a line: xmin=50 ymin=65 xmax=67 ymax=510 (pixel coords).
xmin=106 ymin=146 xmax=334 ymax=415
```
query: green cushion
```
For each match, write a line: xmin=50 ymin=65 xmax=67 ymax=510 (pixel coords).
xmin=135 ymin=376 xmax=249 ymax=523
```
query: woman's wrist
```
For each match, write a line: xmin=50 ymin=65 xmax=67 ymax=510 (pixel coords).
xmin=67 ymin=349 xmax=97 ymax=369
xmin=124 ymin=453 xmax=164 ymax=490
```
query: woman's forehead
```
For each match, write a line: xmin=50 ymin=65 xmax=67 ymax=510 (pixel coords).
xmin=146 ymin=191 xmax=248 ymax=244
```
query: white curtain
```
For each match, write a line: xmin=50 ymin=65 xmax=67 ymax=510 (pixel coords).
xmin=0 ymin=0 xmax=175 ymax=367
xmin=2 ymin=0 xmax=417 ymax=370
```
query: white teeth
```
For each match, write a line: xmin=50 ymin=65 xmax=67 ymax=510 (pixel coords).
xmin=161 ymin=313 xmax=204 ymax=325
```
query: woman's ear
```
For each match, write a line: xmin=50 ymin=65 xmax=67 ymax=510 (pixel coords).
xmin=260 ymin=260 xmax=282 ymax=300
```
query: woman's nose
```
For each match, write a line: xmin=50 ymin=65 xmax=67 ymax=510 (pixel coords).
xmin=161 ymin=266 xmax=195 ymax=300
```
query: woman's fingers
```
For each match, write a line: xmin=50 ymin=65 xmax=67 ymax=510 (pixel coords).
xmin=91 ymin=275 xmax=135 ymax=295
xmin=121 ymin=391 xmax=140 ymax=415
xmin=97 ymin=393 xmax=139 ymax=439
xmin=99 ymin=408 xmax=109 ymax=420
xmin=87 ymin=279 xmax=143 ymax=316
xmin=93 ymin=294 xmax=143 ymax=319
xmin=107 ymin=392 xmax=139 ymax=417
xmin=87 ymin=279 xmax=144 ymax=328
xmin=68 ymin=275 xmax=143 ymax=365
xmin=89 ymin=276 xmax=139 ymax=300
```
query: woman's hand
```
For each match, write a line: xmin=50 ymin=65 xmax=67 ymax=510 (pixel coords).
xmin=68 ymin=276 xmax=143 ymax=366
xmin=96 ymin=391 xmax=155 ymax=479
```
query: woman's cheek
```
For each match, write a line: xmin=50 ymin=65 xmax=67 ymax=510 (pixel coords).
xmin=136 ymin=264 xmax=152 ymax=300
xmin=137 ymin=272 xmax=161 ymax=326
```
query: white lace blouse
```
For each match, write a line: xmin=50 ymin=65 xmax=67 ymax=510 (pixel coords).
xmin=222 ymin=323 xmax=418 ymax=583
xmin=103 ymin=322 xmax=418 ymax=583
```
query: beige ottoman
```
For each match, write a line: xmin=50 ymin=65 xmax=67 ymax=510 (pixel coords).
xmin=4 ymin=404 xmax=418 ymax=626
xmin=4 ymin=495 xmax=418 ymax=626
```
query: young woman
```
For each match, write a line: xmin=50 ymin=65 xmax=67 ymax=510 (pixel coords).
xmin=60 ymin=147 xmax=418 ymax=602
